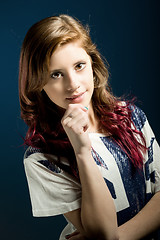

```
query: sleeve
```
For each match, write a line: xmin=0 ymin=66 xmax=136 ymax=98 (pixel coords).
xmin=24 ymin=152 xmax=82 ymax=217
xmin=142 ymin=118 xmax=160 ymax=194
xmin=131 ymin=105 xmax=160 ymax=194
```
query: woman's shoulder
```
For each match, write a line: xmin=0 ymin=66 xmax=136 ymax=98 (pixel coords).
xmin=129 ymin=104 xmax=147 ymax=131
xmin=118 ymin=100 xmax=147 ymax=131
xmin=23 ymin=146 xmax=62 ymax=174
xmin=23 ymin=146 xmax=76 ymax=176
xmin=24 ymin=146 xmax=42 ymax=159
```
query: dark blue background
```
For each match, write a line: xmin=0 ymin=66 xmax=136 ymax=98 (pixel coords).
xmin=1 ymin=0 xmax=159 ymax=239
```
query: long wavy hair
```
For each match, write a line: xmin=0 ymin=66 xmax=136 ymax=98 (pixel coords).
xmin=19 ymin=14 xmax=147 ymax=176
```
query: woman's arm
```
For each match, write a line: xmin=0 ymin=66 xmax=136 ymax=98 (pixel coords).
xmin=62 ymin=104 xmax=118 ymax=240
xmin=118 ymin=191 xmax=160 ymax=240
xmin=62 ymin=104 xmax=160 ymax=240
xmin=65 ymin=192 xmax=160 ymax=240
xmin=76 ymin=149 xmax=118 ymax=240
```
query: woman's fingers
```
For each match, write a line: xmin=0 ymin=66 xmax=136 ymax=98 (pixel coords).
xmin=65 ymin=230 xmax=87 ymax=239
xmin=65 ymin=230 xmax=79 ymax=239
xmin=62 ymin=104 xmax=88 ymax=121
xmin=64 ymin=115 xmax=89 ymax=133
xmin=62 ymin=104 xmax=89 ymax=134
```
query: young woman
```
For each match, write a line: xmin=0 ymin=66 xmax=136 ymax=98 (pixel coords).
xmin=19 ymin=15 xmax=160 ymax=240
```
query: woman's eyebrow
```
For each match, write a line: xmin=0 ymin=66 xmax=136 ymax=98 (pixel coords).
xmin=73 ymin=59 xmax=86 ymax=66
xmin=50 ymin=68 xmax=63 ymax=73
xmin=50 ymin=60 xmax=87 ymax=72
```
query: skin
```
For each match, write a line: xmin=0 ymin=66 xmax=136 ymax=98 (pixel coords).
xmin=43 ymin=41 xmax=94 ymax=111
xmin=43 ymin=41 xmax=160 ymax=240
xmin=43 ymin=40 xmax=98 ymax=132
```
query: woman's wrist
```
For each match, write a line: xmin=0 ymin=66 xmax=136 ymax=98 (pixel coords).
xmin=75 ymin=147 xmax=93 ymax=162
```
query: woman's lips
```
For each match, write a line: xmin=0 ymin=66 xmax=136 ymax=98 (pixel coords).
xmin=66 ymin=91 xmax=86 ymax=103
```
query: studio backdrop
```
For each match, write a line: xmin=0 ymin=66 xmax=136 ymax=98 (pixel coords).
xmin=0 ymin=0 xmax=159 ymax=239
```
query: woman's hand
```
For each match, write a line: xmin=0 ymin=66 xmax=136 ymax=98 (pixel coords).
xmin=65 ymin=230 xmax=88 ymax=240
xmin=61 ymin=104 xmax=91 ymax=155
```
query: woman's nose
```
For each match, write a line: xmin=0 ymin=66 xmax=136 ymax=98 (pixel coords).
xmin=65 ymin=72 xmax=80 ymax=91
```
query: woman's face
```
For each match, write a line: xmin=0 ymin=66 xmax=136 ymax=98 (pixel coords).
xmin=43 ymin=41 xmax=94 ymax=110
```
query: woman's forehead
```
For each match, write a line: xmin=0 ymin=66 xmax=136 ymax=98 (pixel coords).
xmin=49 ymin=41 xmax=90 ymax=69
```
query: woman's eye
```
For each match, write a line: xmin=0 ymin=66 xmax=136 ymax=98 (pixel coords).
xmin=50 ymin=72 xmax=62 ymax=79
xmin=75 ymin=63 xmax=86 ymax=71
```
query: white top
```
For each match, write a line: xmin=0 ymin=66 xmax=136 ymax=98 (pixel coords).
xmin=24 ymin=106 xmax=160 ymax=239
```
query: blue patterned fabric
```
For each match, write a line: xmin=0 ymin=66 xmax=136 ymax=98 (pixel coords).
xmin=130 ymin=104 xmax=147 ymax=131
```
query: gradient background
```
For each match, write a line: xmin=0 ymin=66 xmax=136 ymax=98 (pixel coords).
xmin=1 ymin=0 xmax=160 ymax=239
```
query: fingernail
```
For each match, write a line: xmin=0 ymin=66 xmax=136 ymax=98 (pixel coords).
xmin=84 ymin=106 xmax=88 ymax=110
